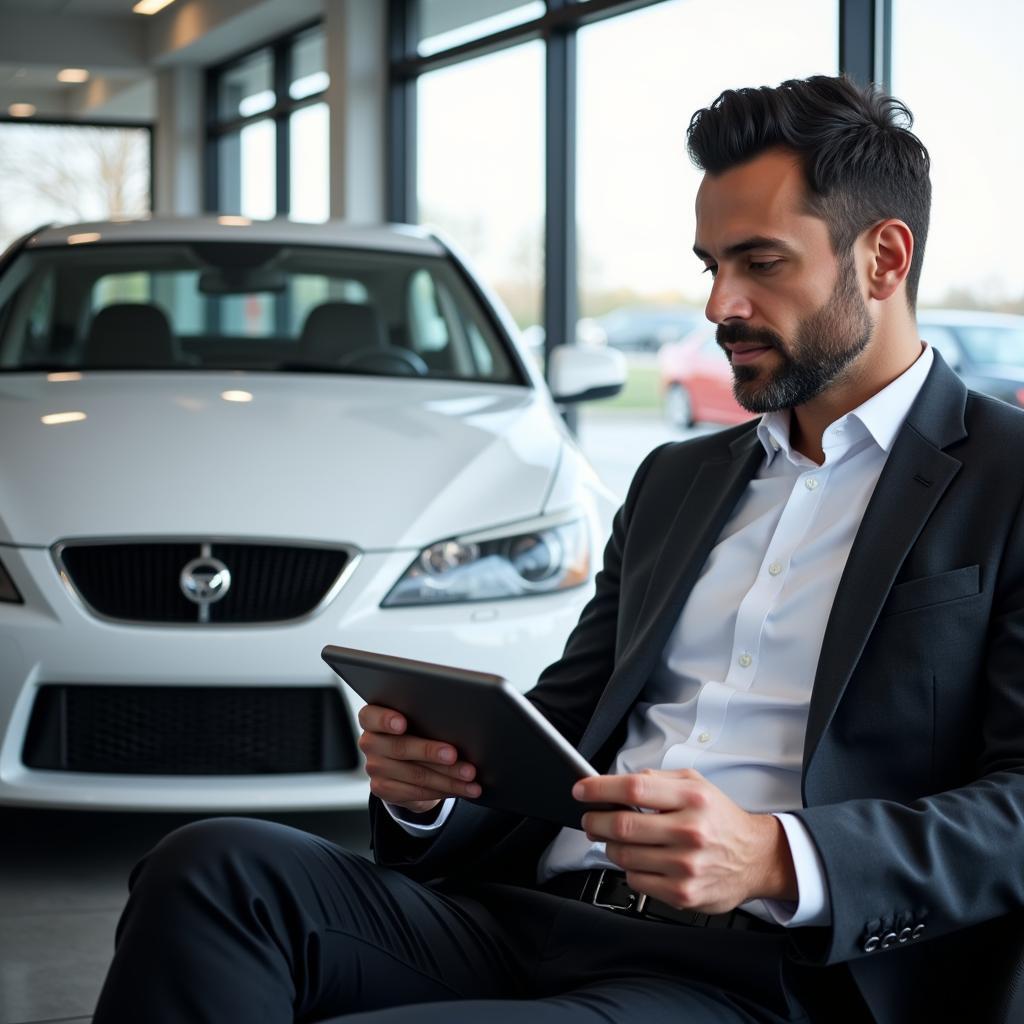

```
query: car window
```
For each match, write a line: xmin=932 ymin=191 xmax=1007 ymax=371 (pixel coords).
xmin=700 ymin=334 xmax=723 ymax=357
xmin=0 ymin=242 xmax=524 ymax=385
xmin=956 ymin=325 xmax=1024 ymax=368
xmin=918 ymin=324 xmax=963 ymax=370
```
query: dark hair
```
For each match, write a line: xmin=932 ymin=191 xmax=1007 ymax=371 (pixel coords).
xmin=687 ymin=75 xmax=931 ymax=308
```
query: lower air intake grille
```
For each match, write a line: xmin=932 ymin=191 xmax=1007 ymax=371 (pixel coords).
xmin=23 ymin=685 xmax=358 ymax=775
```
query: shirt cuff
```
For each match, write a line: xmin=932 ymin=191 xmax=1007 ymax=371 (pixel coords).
xmin=760 ymin=813 xmax=832 ymax=928
xmin=384 ymin=797 xmax=456 ymax=836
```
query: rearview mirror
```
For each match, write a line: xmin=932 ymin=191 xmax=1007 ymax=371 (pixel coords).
xmin=547 ymin=346 xmax=627 ymax=404
xmin=198 ymin=267 xmax=288 ymax=295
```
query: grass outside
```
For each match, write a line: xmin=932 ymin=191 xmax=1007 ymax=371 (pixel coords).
xmin=599 ymin=363 xmax=663 ymax=413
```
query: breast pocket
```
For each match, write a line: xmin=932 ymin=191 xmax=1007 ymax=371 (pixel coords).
xmin=881 ymin=564 xmax=981 ymax=617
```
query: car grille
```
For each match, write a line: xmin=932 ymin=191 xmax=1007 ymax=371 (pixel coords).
xmin=56 ymin=541 xmax=352 ymax=624
xmin=22 ymin=684 xmax=358 ymax=775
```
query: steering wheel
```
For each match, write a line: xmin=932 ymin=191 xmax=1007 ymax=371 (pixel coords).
xmin=340 ymin=346 xmax=429 ymax=376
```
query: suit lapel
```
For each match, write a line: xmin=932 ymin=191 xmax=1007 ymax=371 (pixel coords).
xmin=802 ymin=356 xmax=968 ymax=778
xmin=579 ymin=429 xmax=765 ymax=760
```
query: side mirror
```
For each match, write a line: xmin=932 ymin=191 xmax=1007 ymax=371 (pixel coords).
xmin=547 ymin=345 xmax=627 ymax=404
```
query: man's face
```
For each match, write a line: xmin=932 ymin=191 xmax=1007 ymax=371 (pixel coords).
xmin=694 ymin=149 xmax=874 ymax=413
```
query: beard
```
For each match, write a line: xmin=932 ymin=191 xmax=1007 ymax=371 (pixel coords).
xmin=718 ymin=253 xmax=874 ymax=414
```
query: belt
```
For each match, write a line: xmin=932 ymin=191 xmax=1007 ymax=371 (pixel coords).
xmin=541 ymin=869 xmax=782 ymax=933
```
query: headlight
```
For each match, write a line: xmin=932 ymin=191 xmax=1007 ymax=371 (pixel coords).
xmin=0 ymin=556 xmax=22 ymax=604
xmin=382 ymin=518 xmax=591 ymax=607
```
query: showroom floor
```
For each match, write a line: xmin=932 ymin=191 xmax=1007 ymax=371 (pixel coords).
xmin=0 ymin=807 xmax=372 ymax=1024
xmin=0 ymin=413 xmax=699 ymax=1024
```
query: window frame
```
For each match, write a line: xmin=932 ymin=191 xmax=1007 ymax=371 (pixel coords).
xmin=204 ymin=19 xmax=328 ymax=219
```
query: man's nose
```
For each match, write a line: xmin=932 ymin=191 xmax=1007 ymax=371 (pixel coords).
xmin=704 ymin=271 xmax=753 ymax=324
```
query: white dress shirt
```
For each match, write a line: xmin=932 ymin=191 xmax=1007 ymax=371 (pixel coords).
xmin=390 ymin=344 xmax=935 ymax=930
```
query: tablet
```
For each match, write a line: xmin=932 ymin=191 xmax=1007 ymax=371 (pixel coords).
xmin=322 ymin=644 xmax=620 ymax=829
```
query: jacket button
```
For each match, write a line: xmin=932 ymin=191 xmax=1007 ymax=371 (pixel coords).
xmin=880 ymin=931 xmax=899 ymax=949
xmin=911 ymin=924 xmax=925 ymax=940
xmin=898 ymin=928 xmax=913 ymax=944
xmin=863 ymin=935 xmax=881 ymax=953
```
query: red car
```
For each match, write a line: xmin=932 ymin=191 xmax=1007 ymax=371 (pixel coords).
xmin=657 ymin=324 xmax=751 ymax=427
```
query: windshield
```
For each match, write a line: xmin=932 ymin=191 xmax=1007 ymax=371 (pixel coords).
xmin=955 ymin=324 xmax=1024 ymax=369
xmin=0 ymin=242 xmax=523 ymax=384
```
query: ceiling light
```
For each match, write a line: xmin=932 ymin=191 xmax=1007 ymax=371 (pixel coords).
xmin=58 ymin=68 xmax=90 ymax=84
xmin=41 ymin=411 xmax=87 ymax=426
xmin=132 ymin=0 xmax=178 ymax=13
xmin=221 ymin=390 xmax=253 ymax=403
xmin=8 ymin=103 xmax=36 ymax=118
xmin=47 ymin=372 xmax=83 ymax=383
xmin=67 ymin=232 xmax=101 ymax=245
xmin=217 ymin=215 xmax=252 ymax=227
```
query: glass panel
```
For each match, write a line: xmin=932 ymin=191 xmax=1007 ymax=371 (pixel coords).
xmin=0 ymin=123 xmax=151 ymax=250
xmin=217 ymin=119 xmax=277 ymax=219
xmin=290 ymin=27 xmax=329 ymax=100
xmin=418 ymin=0 xmax=545 ymax=56
xmin=574 ymin=0 xmax=838 ymax=480
xmin=217 ymin=49 xmax=274 ymax=121
xmin=891 ymin=0 xmax=1024 ymax=315
xmin=0 ymin=243 xmax=522 ymax=385
xmin=289 ymin=103 xmax=329 ymax=223
xmin=418 ymin=41 xmax=544 ymax=329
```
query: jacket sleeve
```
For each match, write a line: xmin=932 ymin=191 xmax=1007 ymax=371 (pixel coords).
xmin=370 ymin=443 xmax=669 ymax=878
xmin=790 ymin=489 xmax=1024 ymax=966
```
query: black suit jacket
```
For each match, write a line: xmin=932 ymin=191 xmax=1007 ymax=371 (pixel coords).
xmin=370 ymin=354 xmax=1024 ymax=1024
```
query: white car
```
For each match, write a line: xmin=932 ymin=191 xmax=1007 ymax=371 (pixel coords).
xmin=0 ymin=216 xmax=626 ymax=811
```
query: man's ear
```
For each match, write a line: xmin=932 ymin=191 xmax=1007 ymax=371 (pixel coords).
xmin=863 ymin=219 xmax=914 ymax=302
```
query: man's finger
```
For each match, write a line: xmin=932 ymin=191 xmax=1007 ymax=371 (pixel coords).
xmin=582 ymin=809 xmax=678 ymax=845
xmin=604 ymin=841 xmax=683 ymax=875
xmin=360 ymin=729 xmax=462 ymax=768
xmin=367 ymin=757 xmax=481 ymax=799
xmin=573 ymin=772 xmax=703 ymax=810
xmin=357 ymin=704 xmax=406 ymax=734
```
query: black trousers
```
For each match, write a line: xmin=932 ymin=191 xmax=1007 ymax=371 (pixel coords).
xmin=92 ymin=817 xmax=840 ymax=1024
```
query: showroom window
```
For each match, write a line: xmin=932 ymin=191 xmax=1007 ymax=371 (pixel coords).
xmin=417 ymin=40 xmax=545 ymax=330
xmin=389 ymin=0 xmax=850 ymax=444
xmin=890 ymin=0 xmax=1024 ymax=314
xmin=0 ymin=121 xmax=151 ymax=251
xmin=207 ymin=23 xmax=330 ymax=222
xmin=575 ymin=0 xmax=838 ymax=434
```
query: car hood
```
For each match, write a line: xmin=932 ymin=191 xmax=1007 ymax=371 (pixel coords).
xmin=0 ymin=373 xmax=563 ymax=548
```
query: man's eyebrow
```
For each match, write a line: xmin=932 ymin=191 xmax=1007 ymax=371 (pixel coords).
xmin=693 ymin=236 xmax=797 ymax=260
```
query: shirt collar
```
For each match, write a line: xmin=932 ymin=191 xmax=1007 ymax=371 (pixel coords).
xmin=756 ymin=343 xmax=934 ymax=464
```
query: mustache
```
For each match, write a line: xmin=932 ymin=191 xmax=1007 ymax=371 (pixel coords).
xmin=716 ymin=323 xmax=785 ymax=351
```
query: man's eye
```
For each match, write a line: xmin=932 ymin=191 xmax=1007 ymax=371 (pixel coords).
xmin=750 ymin=260 xmax=781 ymax=273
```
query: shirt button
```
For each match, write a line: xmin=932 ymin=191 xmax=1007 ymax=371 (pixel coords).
xmin=804 ymin=477 xmax=819 ymax=491
xmin=768 ymin=561 xmax=783 ymax=576
xmin=698 ymin=731 xmax=711 ymax=744
xmin=738 ymin=653 xmax=753 ymax=668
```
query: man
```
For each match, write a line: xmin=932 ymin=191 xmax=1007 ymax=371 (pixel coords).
xmin=93 ymin=75 xmax=1024 ymax=1024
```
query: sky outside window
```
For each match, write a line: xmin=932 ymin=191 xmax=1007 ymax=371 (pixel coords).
xmin=891 ymin=0 xmax=1024 ymax=311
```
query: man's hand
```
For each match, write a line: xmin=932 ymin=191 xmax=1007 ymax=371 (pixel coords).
xmin=574 ymin=768 xmax=797 ymax=914
xmin=357 ymin=704 xmax=481 ymax=815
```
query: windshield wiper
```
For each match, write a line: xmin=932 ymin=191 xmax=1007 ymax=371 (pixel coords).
xmin=268 ymin=362 xmax=368 ymax=375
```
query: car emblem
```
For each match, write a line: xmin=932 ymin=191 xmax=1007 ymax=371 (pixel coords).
xmin=180 ymin=556 xmax=232 ymax=620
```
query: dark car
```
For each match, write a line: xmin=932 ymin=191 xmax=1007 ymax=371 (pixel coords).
xmin=597 ymin=304 xmax=704 ymax=352
xmin=918 ymin=310 xmax=1024 ymax=408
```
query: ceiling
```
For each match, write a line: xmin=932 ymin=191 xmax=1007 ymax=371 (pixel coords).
xmin=0 ymin=1 xmax=145 ymax=15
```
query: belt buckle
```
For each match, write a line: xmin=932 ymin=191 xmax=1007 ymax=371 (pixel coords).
xmin=584 ymin=869 xmax=648 ymax=915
